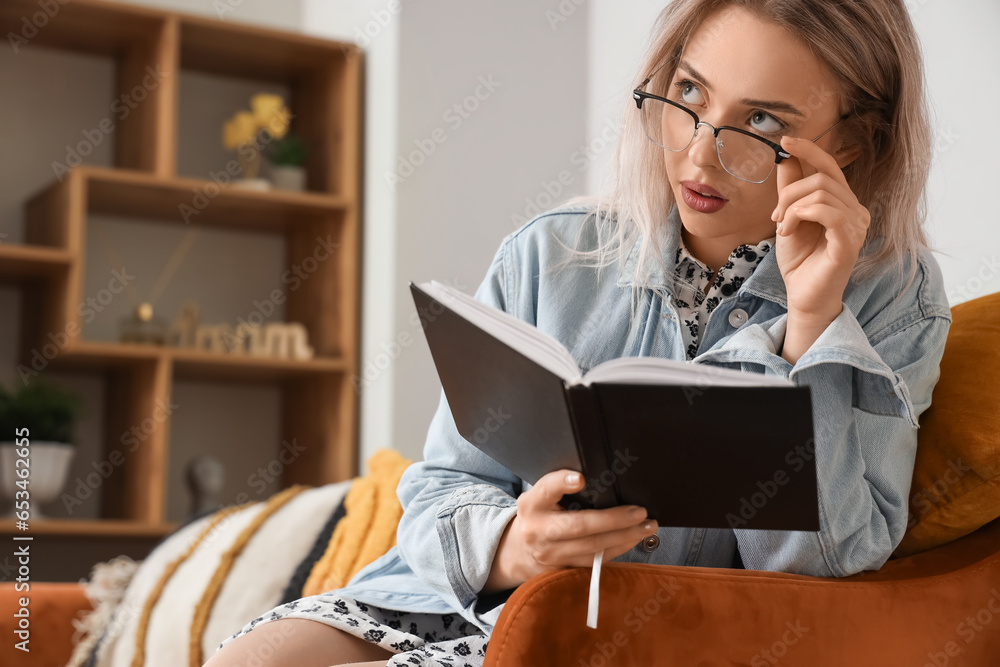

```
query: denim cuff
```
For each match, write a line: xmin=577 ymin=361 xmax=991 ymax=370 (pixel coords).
xmin=435 ymin=483 xmax=518 ymax=607
xmin=789 ymin=305 xmax=917 ymax=427
xmin=696 ymin=306 xmax=917 ymax=427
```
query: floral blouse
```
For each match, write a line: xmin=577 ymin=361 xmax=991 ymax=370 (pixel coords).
xmin=670 ymin=234 xmax=776 ymax=359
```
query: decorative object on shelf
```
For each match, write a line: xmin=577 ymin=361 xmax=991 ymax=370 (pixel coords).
xmin=190 ymin=321 xmax=315 ymax=360
xmin=223 ymin=93 xmax=295 ymax=191
xmin=93 ymin=224 xmax=201 ymax=346
xmin=185 ymin=454 xmax=225 ymax=520
xmin=265 ymin=134 xmax=310 ymax=192
xmin=120 ymin=302 xmax=167 ymax=345
xmin=0 ymin=379 xmax=85 ymax=519
xmin=166 ymin=300 xmax=201 ymax=348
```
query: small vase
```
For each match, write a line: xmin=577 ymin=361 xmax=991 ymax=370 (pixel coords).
xmin=0 ymin=441 xmax=75 ymax=519
xmin=269 ymin=165 xmax=307 ymax=192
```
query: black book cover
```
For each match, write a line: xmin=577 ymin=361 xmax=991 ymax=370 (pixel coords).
xmin=410 ymin=281 xmax=819 ymax=531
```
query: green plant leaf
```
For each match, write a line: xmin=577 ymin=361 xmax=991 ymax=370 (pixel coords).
xmin=0 ymin=379 xmax=85 ymax=445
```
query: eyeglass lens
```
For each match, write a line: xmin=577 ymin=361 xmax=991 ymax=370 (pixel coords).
xmin=641 ymin=97 xmax=777 ymax=183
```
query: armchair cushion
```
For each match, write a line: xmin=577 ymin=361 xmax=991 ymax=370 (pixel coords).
xmin=895 ymin=291 xmax=1000 ymax=557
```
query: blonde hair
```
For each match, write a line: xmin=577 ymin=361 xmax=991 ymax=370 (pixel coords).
xmin=559 ymin=0 xmax=932 ymax=303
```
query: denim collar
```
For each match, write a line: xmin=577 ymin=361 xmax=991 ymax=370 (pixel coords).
xmin=616 ymin=204 xmax=789 ymax=308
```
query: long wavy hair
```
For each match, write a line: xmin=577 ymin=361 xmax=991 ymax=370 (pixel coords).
xmin=558 ymin=0 xmax=932 ymax=306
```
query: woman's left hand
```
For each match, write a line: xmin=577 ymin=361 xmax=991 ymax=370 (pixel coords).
xmin=771 ymin=135 xmax=870 ymax=322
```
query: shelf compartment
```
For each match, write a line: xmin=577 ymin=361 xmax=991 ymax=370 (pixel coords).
xmin=0 ymin=0 xmax=178 ymax=176
xmin=178 ymin=16 xmax=360 ymax=196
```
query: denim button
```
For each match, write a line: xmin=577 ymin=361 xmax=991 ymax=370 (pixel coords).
xmin=641 ymin=534 xmax=660 ymax=552
xmin=728 ymin=308 xmax=748 ymax=327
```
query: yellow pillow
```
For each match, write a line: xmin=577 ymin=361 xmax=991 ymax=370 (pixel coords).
xmin=894 ymin=291 xmax=1000 ymax=558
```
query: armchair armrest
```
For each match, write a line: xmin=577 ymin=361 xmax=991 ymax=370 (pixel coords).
xmin=485 ymin=518 xmax=1000 ymax=666
xmin=1 ymin=582 xmax=92 ymax=667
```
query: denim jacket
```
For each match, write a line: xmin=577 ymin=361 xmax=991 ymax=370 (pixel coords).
xmin=338 ymin=204 xmax=952 ymax=634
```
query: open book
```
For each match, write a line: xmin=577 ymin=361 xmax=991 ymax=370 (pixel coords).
xmin=411 ymin=280 xmax=818 ymax=532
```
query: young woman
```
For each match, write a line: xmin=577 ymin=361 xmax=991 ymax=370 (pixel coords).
xmin=206 ymin=1 xmax=950 ymax=665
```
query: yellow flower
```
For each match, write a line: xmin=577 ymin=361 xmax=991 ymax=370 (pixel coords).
xmin=223 ymin=111 xmax=258 ymax=149
xmin=251 ymin=93 xmax=291 ymax=139
xmin=251 ymin=93 xmax=284 ymax=122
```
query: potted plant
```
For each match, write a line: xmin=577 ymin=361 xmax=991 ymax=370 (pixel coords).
xmin=222 ymin=93 xmax=301 ymax=190
xmin=264 ymin=133 xmax=310 ymax=191
xmin=0 ymin=379 xmax=85 ymax=519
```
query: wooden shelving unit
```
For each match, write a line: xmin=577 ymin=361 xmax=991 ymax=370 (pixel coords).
xmin=0 ymin=0 xmax=362 ymax=538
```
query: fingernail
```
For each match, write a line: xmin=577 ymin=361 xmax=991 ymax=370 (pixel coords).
xmin=771 ymin=209 xmax=778 ymax=222
xmin=776 ymin=221 xmax=783 ymax=235
xmin=643 ymin=522 xmax=655 ymax=532
xmin=565 ymin=472 xmax=580 ymax=486
xmin=629 ymin=506 xmax=647 ymax=521
xmin=783 ymin=135 xmax=798 ymax=144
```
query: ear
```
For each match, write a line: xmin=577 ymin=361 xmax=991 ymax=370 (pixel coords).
xmin=833 ymin=143 xmax=862 ymax=169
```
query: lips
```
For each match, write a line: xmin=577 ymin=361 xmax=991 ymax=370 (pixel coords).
xmin=679 ymin=180 xmax=729 ymax=213
xmin=680 ymin=180 xmax=728 ymax=200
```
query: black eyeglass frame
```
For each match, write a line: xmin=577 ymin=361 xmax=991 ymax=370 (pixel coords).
xmin=632 ymin=76 xmax=851 ymax=183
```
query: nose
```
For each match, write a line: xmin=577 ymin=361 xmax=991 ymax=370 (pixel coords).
xmin=687 ymin=122 xmax=720 ymax=170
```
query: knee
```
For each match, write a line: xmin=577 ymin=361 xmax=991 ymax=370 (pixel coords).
xmin=203 ymin=619 xmax=298 ymax=667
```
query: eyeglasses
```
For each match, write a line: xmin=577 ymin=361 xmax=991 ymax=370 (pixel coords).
xmin=633 ymin=77 xmax=850 ymax=184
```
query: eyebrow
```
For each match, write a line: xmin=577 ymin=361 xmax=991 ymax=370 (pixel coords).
xmin=677 ymin=60 xmax=806 ymax=118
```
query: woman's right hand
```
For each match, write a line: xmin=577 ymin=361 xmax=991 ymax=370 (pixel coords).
xmin=482 ymin=469 xmax=658 ymax=593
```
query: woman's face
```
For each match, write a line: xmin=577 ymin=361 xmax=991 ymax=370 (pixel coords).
xmin=659 ymin=6 xmax=850 ymax=248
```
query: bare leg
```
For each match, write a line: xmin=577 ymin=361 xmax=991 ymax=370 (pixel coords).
xmin=203 ymin=618 xmax=394 ymax=667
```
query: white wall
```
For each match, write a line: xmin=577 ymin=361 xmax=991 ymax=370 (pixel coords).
xmin=300 ymin=0 xmax=401 ymax=472
xmin=389 ymin=2 xmax=589 ymax=462
xmin=302 ymin=1 xmax=589 ymax=465
xmin=585 ymin=0 xmax=1000 ymax=307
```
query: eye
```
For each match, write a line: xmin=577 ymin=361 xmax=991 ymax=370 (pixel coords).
xmin=673 ymin=79 xmax=704 ymax=106
xmin=749 ymin=110 xmax=785 ymax=136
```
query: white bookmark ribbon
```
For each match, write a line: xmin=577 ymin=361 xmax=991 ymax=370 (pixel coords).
xmin=587 ymin=550 xmax=603 ymax=629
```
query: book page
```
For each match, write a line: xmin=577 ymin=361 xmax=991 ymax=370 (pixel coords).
xmin=581 ymin=356 xmax=792 ymax=387
xmin=419 ymin=281 xmax=582 ymax=381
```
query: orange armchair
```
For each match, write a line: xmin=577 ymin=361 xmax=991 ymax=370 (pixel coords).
xmin=484 ymin=517 xmax=1000 ymax=666
xmin=484 ymin=292 xmax=1000 ymax=666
